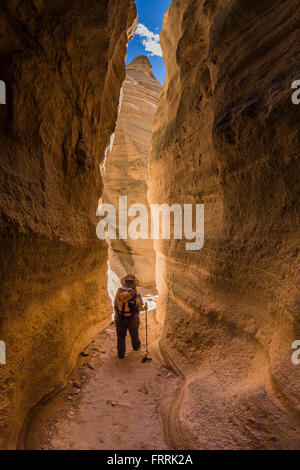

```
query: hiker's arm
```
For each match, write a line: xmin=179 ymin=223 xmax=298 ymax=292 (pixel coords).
xmin=136 ymin=294 xmax=144 ymax=312
xmin=113 ymin=293 xmax=119 ymax=321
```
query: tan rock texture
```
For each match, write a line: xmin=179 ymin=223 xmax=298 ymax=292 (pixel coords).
xmin=0 ymin=0 xmax=136 ymax=449
xmin=149 ymin=0 xmax=300 ymax=449
xmin=103 ymin=56 xmax=161 ymax=288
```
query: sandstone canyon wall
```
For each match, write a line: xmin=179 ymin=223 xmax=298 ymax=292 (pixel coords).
xmin=0 ymin=0 xmax=136 ymax=449
xmin=103 ymin=56 xmax=161 ymax=288
xmin=149 ymin=0 xmax=300 ymax=449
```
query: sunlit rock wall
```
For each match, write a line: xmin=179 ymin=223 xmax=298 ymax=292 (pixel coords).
xmin=0 ymin=0 xmax=137 ymax=449
xmin=149 ymin=0 xmax=300 ymax=449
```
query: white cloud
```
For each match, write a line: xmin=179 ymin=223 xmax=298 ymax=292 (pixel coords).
xmin=135 ymin=23 xmax=162 ymax=57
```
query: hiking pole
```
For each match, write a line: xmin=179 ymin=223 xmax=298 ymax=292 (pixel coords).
xmin=141 ymin=302 xmax=152 ymax=363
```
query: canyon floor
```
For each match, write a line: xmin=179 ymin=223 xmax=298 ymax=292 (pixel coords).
xmin=24 ymin=311 xmax=182 ymax=450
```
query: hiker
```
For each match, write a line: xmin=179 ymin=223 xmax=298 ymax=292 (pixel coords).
xmin=114 ymin=274 xmax=144 ymax=359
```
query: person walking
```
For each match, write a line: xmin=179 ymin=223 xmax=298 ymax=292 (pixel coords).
xmin=114 ymin=274 xmax=143 ymax=359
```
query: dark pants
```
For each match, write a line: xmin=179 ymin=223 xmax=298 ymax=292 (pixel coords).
xmin=115 ymin=314 xmax=140 ymax=357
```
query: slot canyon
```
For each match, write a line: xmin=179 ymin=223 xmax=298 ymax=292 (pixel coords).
xmin=0 ymin=0 xmax=299 ymax=451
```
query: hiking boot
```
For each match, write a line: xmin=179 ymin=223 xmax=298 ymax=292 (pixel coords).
xmin=118 ymin=353 xmax=125 ymax=359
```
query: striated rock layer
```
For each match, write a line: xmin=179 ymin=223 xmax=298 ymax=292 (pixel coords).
xmin=149 ymin=0 xmax=300 ymax=449
xmin=103 ymin=56 xmax=161 ymax=288
xmin=0 ymin=0 xmax=136 ymax=449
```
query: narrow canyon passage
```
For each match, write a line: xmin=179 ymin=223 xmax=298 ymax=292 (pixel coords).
xmin=23 ymin=54 xmax=175 ymax=451
xmin=0 ymin=0 xmax=299 ymax=451
xmin=25 ymin=312 xmax=182 ymax=450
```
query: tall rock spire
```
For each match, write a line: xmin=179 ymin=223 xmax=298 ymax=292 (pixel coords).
xmin=102 ymin=57 xmax=161 ymax=287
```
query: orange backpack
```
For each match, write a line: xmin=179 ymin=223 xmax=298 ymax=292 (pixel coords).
xmin=116 ymin=288 xmax=138 ymax=317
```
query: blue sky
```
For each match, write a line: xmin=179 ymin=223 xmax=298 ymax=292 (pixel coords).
xmin=126 ymin=0 xmax=172 ymax=84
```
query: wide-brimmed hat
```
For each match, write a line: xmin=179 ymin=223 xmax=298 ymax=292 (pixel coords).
xmin=121 ymin=274 xmax=139 ymax=287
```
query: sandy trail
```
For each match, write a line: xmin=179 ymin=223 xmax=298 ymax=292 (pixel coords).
xmin=25 ymin=311 xmax=182 ymax=450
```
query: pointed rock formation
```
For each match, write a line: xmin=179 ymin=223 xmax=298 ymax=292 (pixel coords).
xmin=103 ymin=56 xmax=161 ymax=288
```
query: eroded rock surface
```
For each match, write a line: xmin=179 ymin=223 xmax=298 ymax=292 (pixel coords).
xmin=103 ymin=56 xmax=161 ymax=288
xmin=0 ymin=0 xmax=136 ymax=449
xmin=149 ymin=0 xmax=300 ymax=449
